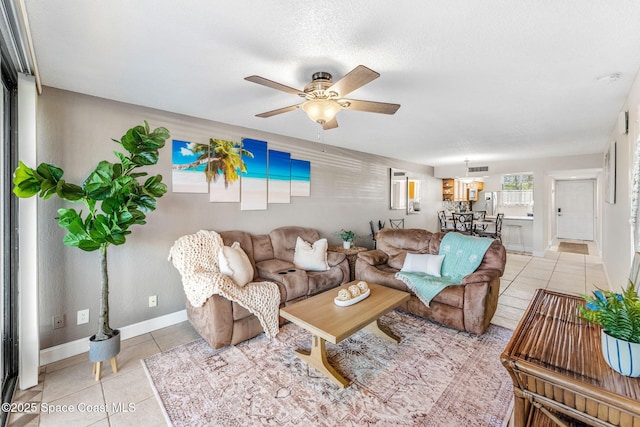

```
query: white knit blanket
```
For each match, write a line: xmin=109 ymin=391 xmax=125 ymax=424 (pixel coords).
xmin=168 ymin=230 xmax=280 ymax=338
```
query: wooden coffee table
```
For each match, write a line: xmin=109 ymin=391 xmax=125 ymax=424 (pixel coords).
xmin=279 ymin=281 xmax=410 ymax=387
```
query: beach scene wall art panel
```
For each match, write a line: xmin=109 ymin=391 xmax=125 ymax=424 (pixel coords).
xmin=171 ymin=139 xmax=209 ymax=193
xmin=209 ymin=138 xmax=250 ymax=203
xmin=268 ymin=150 xmax=291 ymax=204
xmin=240 ymin=138 xmax=268 ymax=210
xmin=291 ymin=159 xmax=311 ymax=197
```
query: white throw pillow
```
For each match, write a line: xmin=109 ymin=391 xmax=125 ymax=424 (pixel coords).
xmin=400 ymin=253 xmax=445 ymax=277
xmin=218 ymin=242 xmax=253 ymax=287
xmin=293 ymin=237 xmax=329 ymax=271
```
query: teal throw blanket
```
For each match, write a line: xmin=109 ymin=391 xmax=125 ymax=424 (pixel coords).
xmin=439 ymin=232 xmax=493 ymax=283
xmin=395 ymin=233 xmax=493 ymax=306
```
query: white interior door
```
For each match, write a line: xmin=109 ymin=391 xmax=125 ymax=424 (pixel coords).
xmin=556 ymin=180 xmax=595 ymax=240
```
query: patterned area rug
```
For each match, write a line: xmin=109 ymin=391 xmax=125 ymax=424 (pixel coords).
xmin=143 ymin=311 xmax=514 ymax=426
xmin=558 ymin=242 xmax=589 ymax=255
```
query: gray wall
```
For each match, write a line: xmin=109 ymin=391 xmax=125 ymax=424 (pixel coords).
xmin=36 ymin=87 xmax=441 ymax=348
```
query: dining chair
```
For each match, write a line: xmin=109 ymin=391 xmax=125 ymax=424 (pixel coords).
xmin=451 ymin=212 xmax=474 ymax=235
xmin=472 ymin=210 xmax=487 ymax=234
xmin=389 ymin=218 xmax=404 ymax=228
xmin=476 ymin=213 xmax=504 ymax=241
xmin=473 ymin=210 xmax=486 ymax=221
xmin=438 ymin=210 xmax=454 ymax=232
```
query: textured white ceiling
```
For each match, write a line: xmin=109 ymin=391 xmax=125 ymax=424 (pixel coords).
xmin=23 ymin=0 xmax=640 ymax=167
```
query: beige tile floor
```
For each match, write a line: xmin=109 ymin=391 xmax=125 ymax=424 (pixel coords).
xmin=492 ymin=239 xmax=606 ymax=330
xmin=9 ymin=239 xmax=607 ymax=426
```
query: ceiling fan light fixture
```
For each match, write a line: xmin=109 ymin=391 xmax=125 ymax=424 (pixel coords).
xmin=246 ymin=65 xmax=399 ymax=127
xmin=301 ymin=99 xmax=342 ymax=124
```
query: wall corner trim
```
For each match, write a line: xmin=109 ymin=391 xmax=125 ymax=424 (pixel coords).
xmin=39 ymin=309 xmax=188 ymax=367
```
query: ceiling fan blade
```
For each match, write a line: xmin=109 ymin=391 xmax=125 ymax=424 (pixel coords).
xmin=328 ymin=65 xmax=380 ymax=97
xmin=255 ymin=104 xmax=301 ymax=118
xmin=342 ymin=99 xmax=401 ymax=115
xmin=323 ymin=117 xmax=338 ymax=130
xmin=245 ymin=75 xmax=305 ymax=96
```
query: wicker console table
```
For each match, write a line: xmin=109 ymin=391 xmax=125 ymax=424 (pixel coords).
xmin=501 ymin=289 xmax=640 ymax=427
xmin=328 ymin=245 xmax=368 ymax=281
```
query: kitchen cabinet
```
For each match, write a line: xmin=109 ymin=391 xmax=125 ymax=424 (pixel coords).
xmin=454 ymin=180 xmax=467 ymax=201
xmin=442 ymin=178 xmax=454 ymax=201
xmin=467 ymin=181 xmax=484 ymax=201
xmin=442 ymin=178 xmax=484 ymax=201
xmin=469 ymin=181 xmax=484 ymax=191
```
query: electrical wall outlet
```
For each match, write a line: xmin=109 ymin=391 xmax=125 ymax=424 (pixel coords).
xmin=53 ymin=315 xmax=65 ymax=329
xmin=77 ymin=309 xmax=89 ymax=325
xmin=148 ymin=295 xmax=157 ymax=307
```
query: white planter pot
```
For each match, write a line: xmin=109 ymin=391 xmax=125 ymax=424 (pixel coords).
xmin=601 ymin=330 xmax=640 ymax=377
xmin=343 ymin=241 xmax=351 ymax=249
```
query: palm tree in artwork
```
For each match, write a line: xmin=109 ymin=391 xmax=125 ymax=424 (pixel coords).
xmin=172 ymin=139 xmax=253 ymax=186
xmin=206 ymin=139 xmax=253 ymax=187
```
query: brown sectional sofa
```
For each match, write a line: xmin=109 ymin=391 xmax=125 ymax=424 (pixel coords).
xmin=185 ymin=226 xmax=350 ymax=349
xmin=355 ymin=228 xmax=506 ymax=334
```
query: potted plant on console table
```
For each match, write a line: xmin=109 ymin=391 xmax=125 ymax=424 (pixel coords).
xmin=580 ymin=282 xmax=640 ymax=377
xmin=12 ymin=121 xmax=170 ymax=380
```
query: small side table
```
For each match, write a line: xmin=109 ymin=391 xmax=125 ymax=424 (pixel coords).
xmin=501 ymin=289 xmax=640 ymax=427
xmin=328 ymin=245 xmax=368 ymax=281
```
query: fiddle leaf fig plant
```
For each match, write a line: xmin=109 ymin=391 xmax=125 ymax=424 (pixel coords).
xmin=13 ymin=121 xmax=170 ymax=341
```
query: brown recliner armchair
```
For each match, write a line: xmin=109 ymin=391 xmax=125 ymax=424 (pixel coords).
xmin=355 ymin=228 xmax=506 ymax=334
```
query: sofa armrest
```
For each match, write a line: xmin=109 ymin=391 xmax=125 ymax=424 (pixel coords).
xmin=461 ymin=268 xmax=502 ymax=285
xmin=357 ymin=250 xmax=389 ymax=266
xmin=327 ymin=251 xmax=346 ymax=267
xmin=186 ymin=294 xmax=234 ymax=349
xmin=462 ymin=270 xmax=502 ymax=335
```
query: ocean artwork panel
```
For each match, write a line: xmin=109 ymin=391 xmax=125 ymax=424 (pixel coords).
xmin=241 ymin=138 xmax=268 ymax=210
xmin=291 ymin=159 xmax=311 ymax=197
xmin=268 ymin=149 xmax=291 ymax=204
xmin=171 ymin=139 xmax=209 ymax=193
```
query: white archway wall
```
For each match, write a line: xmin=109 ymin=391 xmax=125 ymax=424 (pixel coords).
xmin=601 ymin=66 xmax=640 ymax=290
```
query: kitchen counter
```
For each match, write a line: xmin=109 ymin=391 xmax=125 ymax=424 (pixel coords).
xmin=485 ymin=215 xmax=533 ymax=221
xmin=482 ymin=215 xmax=532 ymax=252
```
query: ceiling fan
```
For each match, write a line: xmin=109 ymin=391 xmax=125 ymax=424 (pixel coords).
xmin=244 ymin=65 xmax=400 ymax=130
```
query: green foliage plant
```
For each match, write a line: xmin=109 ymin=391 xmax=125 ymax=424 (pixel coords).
xmin=335 ymin=229 xmax=357 ymax=242
xmin=12 ymin=121 xmax=170 ymax=341
xmin=579 ymin=282 xmax=640 ymax=344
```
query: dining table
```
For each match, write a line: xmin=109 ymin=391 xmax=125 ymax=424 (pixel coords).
xmin=444 ymin=213 xmax=496 ymax=235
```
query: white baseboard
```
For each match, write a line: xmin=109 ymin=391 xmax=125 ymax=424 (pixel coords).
xmin=504 ymin=243 xmax=533 ymax=254
xmin=39 ymin=309 xmax=187 ymax=366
